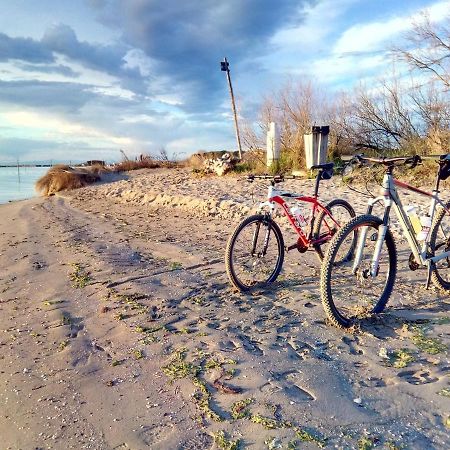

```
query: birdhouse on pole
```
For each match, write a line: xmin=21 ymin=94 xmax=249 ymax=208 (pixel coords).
xmin=304 ymin=126 xmax=329 ymax=169
xmin=220 ymin=57 xmax=243 ymax=160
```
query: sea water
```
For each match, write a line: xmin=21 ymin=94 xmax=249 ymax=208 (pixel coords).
xmin=0 ymin=166 xmax=50 ymax=205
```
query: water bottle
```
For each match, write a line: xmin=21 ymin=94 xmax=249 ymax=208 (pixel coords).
xmin=416 ymin=215 xmax=432 ymax=241
xmin=290 ymin=206 xmax=307 ymax=228
xmin=406 ymin=205 xmax=421 ymax=234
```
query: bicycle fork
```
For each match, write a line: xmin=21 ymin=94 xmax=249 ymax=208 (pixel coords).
xmin=251 ymin=216 xmax=272 ymax=257
xmin=352 ymin=201 xmax=391 ymax=278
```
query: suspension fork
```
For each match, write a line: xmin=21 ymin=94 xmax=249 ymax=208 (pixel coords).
xmin=352 ymin=198 xmax=390 ymax=276
xmin=251 ymin=215 xmax=272 ymax=256
xmin=371 ymin=207 xmax=391 ymax=277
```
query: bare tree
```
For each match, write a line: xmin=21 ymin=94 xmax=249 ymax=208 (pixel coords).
xmin=394 ymin=13 xmax=450 ymax=89
xmin=244 ymin=80 xmax=334 ymax=168
xmin=333 ymin=74 xmax=450 ymax=155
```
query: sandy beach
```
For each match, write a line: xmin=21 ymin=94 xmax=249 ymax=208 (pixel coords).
xmin=0 ymin=167 xmax=449 ymax=449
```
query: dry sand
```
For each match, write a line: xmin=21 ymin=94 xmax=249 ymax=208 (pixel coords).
xmin=0 ymin=167 xmax=449 ymax=449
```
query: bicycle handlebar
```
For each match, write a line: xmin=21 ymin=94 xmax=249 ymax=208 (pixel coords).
xmin=348 ymin=154 xmax=421 ymax=166
xmin=246 ymin=174 xmax=302 ymax=183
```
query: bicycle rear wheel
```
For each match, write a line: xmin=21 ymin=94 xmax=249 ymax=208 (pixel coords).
xmin=312 ymin=198 xmax=356 ymax=260
xmin=225 ymin=214 xmax=284 ymax=291
xmin=320 ymin=215 xmax=397 ymax=328
xmin=430 ymin=202 xmax=450 ymax=290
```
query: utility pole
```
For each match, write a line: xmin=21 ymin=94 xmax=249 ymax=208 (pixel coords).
xmin=221 ymin=57 xmax=242 ymax=160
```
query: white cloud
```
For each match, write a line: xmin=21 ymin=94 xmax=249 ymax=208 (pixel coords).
xmin=333 ymin=0 xmax=450 ymax=56
xmin=1 ymin=110 xmax=134 ymax=147
xmin=271 ymin=0 xmax=357 ymax=49
xmin=307 ymin=53 xmax=388 ymax=85
xmin=122 ymin=48 xmax=154 ymax=77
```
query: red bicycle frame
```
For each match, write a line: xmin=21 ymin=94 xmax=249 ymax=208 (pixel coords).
xmin=263 ymin=185 xmax=340 ymax=251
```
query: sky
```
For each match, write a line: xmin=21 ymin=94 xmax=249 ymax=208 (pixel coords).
xmin=0 ymin=0 xmax=448 ymax=164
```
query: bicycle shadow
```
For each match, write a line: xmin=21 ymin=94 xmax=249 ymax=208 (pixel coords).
xmin=357 ymin=299 xmax=450 ymax=339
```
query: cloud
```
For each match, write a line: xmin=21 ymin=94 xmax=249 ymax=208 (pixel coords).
xmin=91 ymin=0 xmax=307 ymax=111
xmin=41 ymin=23 xmax=129 ymax=76
xmin=333 ymin=0 xmax=450 ymax=56
xmin=271 ymin=0 xmax=357 ymax=49
xmin=0 ymin=32 xmax=54 ymax=63
xmin=0 ymin=80 xmax=94 ymax=112
xmin=16 ymin=62 xmax=80 ymax=77
xmin=333 ymin=17 xmax=409 ymax=56
xmin=0 ymin=135 xmax=124 ymax=163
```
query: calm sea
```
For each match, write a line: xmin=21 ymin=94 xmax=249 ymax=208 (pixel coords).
xmin=0 ymin=166 xmax=50 ymax=205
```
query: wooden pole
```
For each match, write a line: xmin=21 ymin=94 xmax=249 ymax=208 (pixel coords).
xmin=223 ymin=57 xmax=243 ymax=160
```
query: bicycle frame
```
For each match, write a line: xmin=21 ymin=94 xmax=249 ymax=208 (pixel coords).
xmin=258 ymin=184 xmax=339 ymax=248
xmin=354 ymin=170 xmax=450 ymax=277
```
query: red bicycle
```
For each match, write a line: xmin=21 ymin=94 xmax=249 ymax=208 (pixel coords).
xmin=225 ymin=163 xmax=357 ymax=291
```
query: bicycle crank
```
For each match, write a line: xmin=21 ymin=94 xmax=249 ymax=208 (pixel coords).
xmin=408 ymin=252 xmax=420 ymax=271
xmin=286 ymin=238 xmax=308 ymax=253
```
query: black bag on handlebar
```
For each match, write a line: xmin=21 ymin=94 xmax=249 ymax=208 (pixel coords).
xmin=438 ymin=156 xmax=450 ymax=180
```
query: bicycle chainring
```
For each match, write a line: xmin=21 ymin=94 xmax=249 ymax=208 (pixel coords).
xmin=296 ymin=237 xmax=308 ymax=253
xmin=408 ymin=252 xmax=420 ymax=271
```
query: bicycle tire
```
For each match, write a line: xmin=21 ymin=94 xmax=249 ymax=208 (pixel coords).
xmin=430 ymin=202 xmax=450 ymax=290
xmin=320 ymin=214 xmax=397 ymax=328
xmin=312 ymin=198 xmax=356 ymax=260
xmin=225 ymin=214 xmax=284 ymax=291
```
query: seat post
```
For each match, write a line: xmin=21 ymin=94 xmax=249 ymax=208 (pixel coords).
xmin=313 ymin=170 xmax=321 ymax=198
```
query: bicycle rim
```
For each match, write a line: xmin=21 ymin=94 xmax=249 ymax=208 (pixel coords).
xmin=314 ymin=199 xmax=356 ymax=260
xmin=321 ymin=215 xmax=396 ymax=327
xmin=430 ymin=206 xmax=450 ymax=289
xmin=227 ymin=216 xmax=284 ymax=290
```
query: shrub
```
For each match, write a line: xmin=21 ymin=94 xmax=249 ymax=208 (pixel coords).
xmin=35 ymin=164 xmax=102 ymax=196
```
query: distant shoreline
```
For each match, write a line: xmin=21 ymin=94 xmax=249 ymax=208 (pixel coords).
xmin=0 ymin=164 xmax=53 ymax=168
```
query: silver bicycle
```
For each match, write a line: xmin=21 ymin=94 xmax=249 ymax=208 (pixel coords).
xmin=320 ymin=154 xmax=450 ymax=328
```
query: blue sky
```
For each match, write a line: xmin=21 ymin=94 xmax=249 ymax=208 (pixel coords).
xmin=0 ymin=0 xmax=448 ymax=163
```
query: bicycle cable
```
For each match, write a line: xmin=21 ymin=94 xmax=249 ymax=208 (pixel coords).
xmin=341 ymin=168 xmax=379 ymax=199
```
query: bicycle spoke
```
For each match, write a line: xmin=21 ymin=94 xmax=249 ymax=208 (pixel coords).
xmin=226 ymin=216 xmax=284 ymax=290
xmin=431 ymin=208 xmax=450 ymax=288
xmin=321 ymin=216 xmax=396 ymax=328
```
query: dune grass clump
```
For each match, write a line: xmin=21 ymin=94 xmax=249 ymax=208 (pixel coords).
xmin=35 ymin=164 xmax=107 ymax=196
xmin=113 ymin=159 xmax=161 ymax=172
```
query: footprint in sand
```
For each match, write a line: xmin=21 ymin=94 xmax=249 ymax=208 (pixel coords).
xmin=283 ymin=384 xmax=315 ymax=401
xmin=179 ymin=433 xmax=214 ymax=450
xmin=341 ymin=335 xmax=364 ymax=355
xmin=397 ymin=369 xmax=439 ymax=385
xmin=139 ymin=423 xmax=175 ymax=446
xmin=237 ymin=334 xmax=264 ymax=356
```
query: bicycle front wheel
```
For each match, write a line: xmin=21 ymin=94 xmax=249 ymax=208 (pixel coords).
xmin=320 ymin=215 xmax=397 ymax=328
xmin=430 ymin=202 xmax=450 ymax=290
xmin=312 ymin=198 xmax=356 ymax=260
xmin=225 ymin=214 xmax=284 ymax=291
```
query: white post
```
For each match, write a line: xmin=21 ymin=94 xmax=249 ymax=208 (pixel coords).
xmin=304 ymin=126 xmax=329 ymax=169
xmin=266 ymin=122 xmax=280 ymax=167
